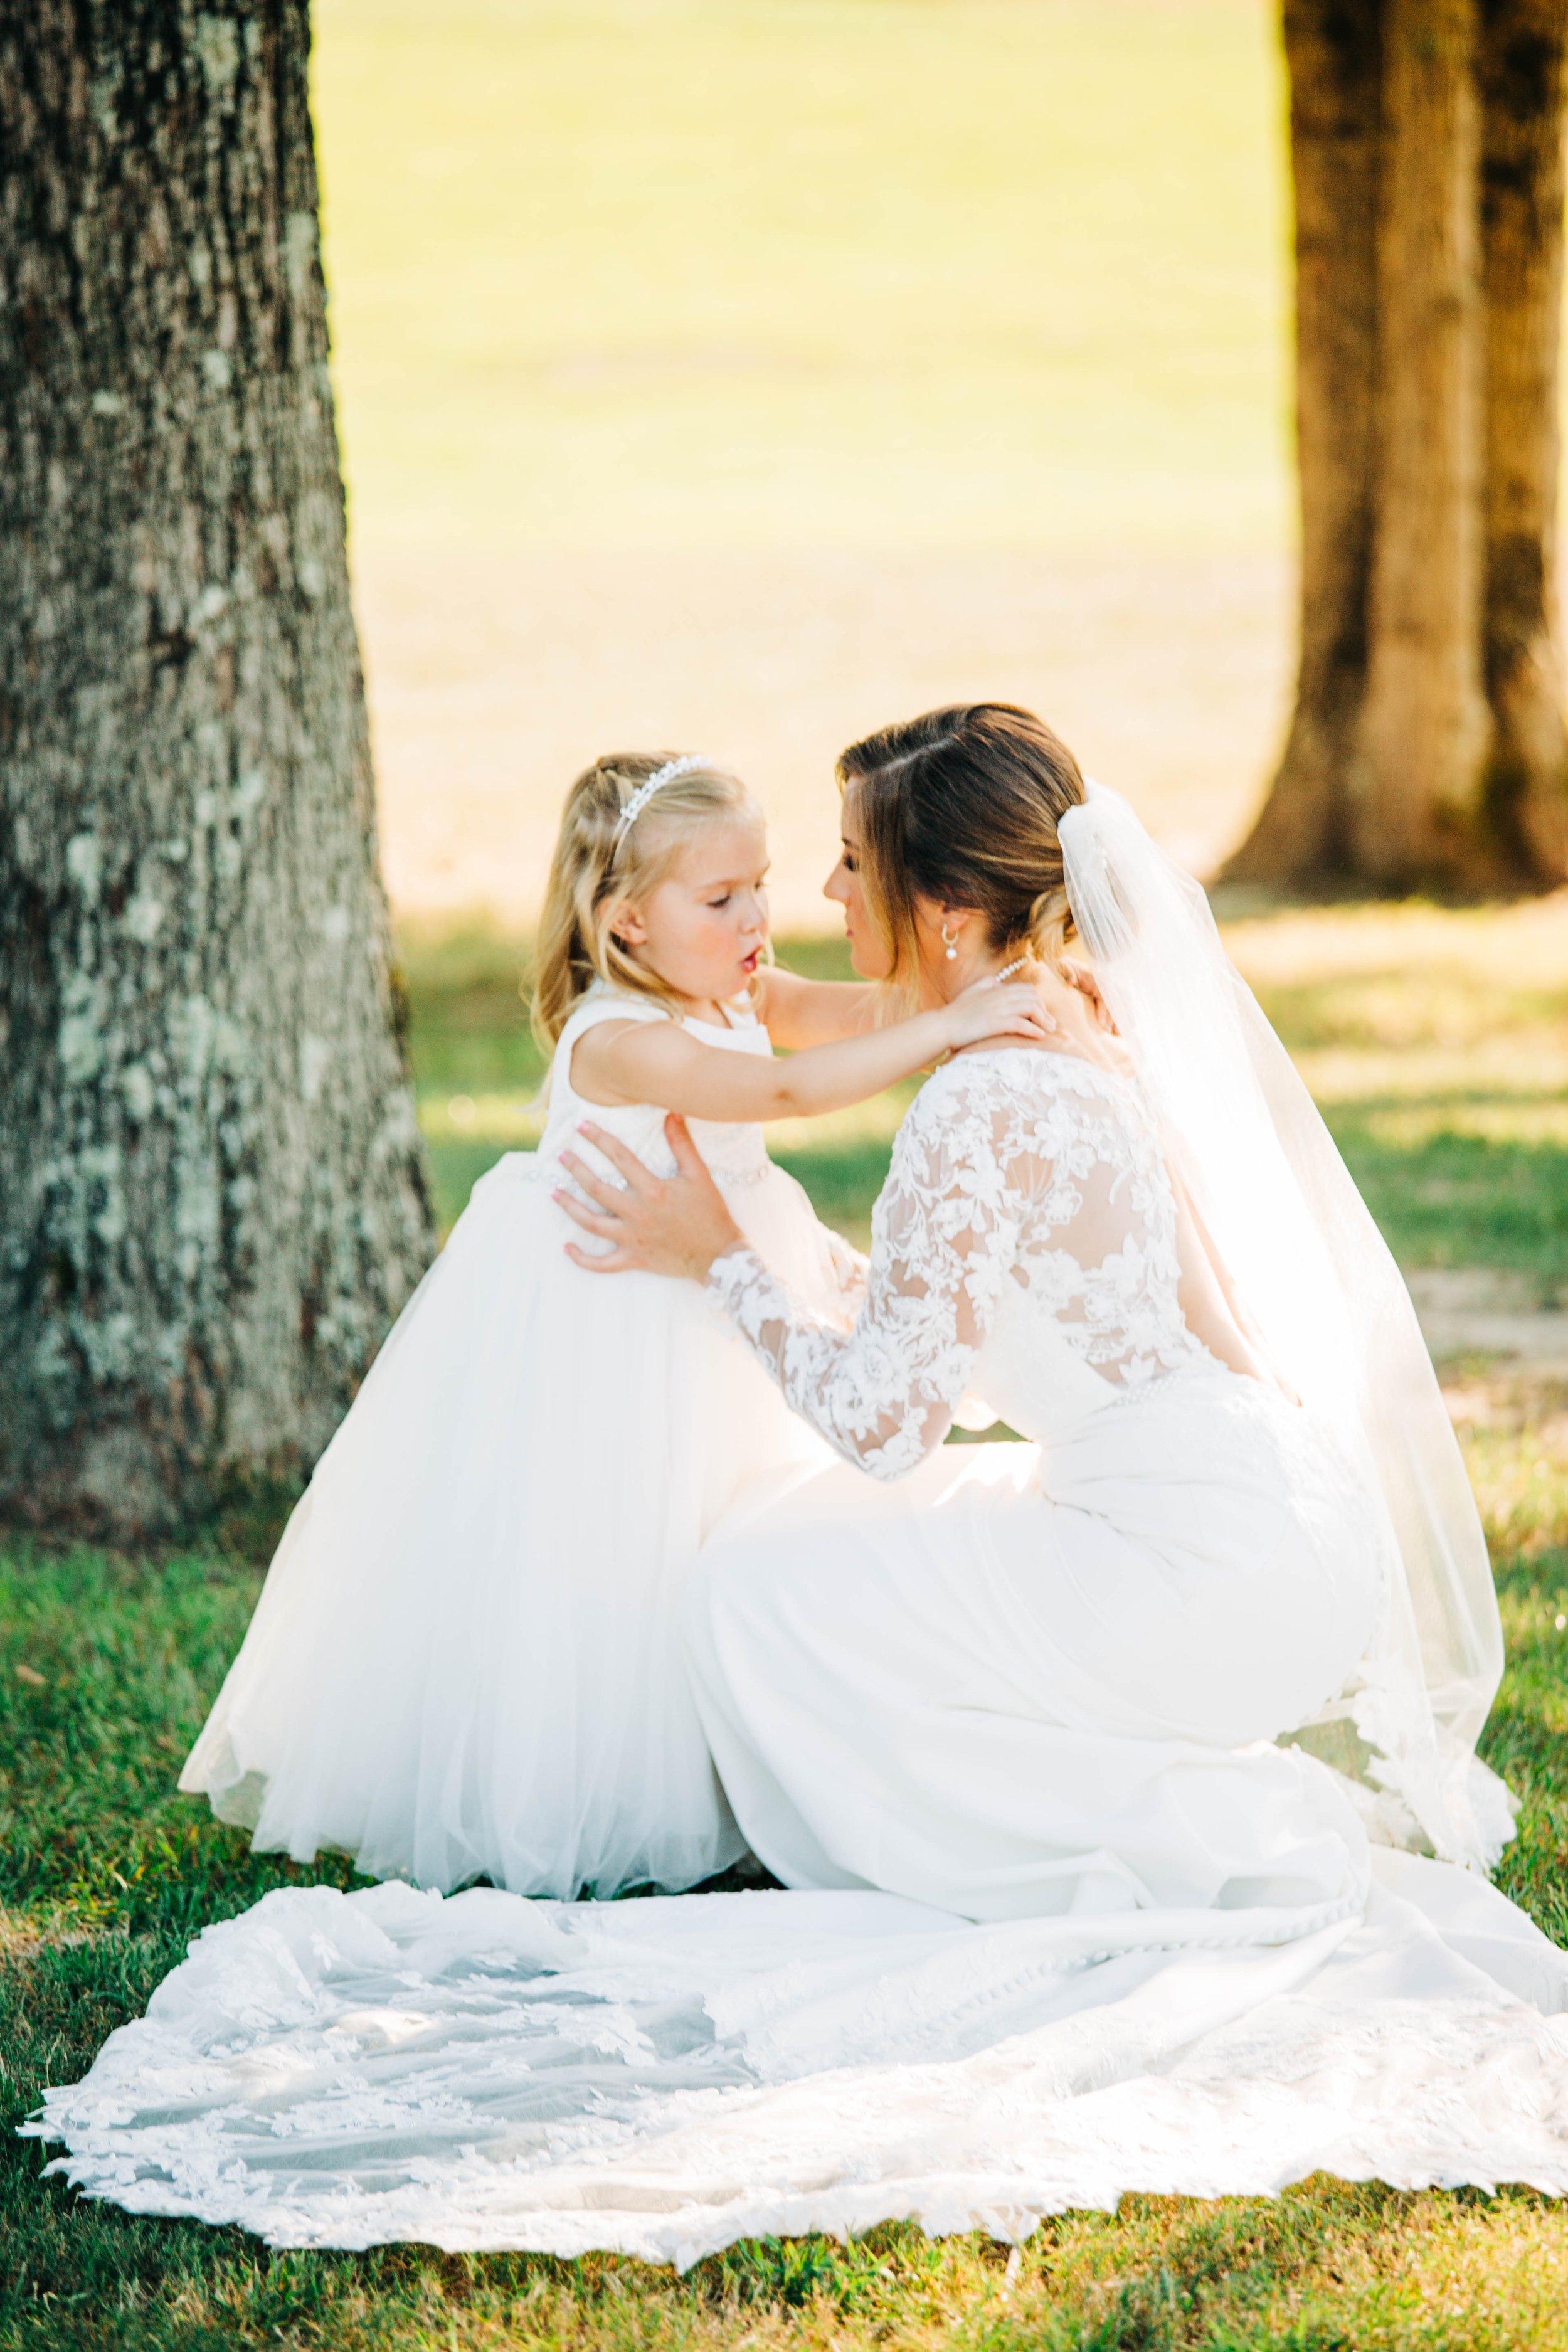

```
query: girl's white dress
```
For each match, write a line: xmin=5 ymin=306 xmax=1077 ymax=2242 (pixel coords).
xmin=179 ymin=986 xmax=844 ymax=1900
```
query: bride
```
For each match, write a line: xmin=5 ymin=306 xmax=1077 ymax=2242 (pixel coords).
xmin=26 ymin=704 xmax=1568 ymax=2265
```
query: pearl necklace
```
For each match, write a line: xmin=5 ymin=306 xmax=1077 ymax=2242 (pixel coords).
xmin=935 ymin=955 xmax=1038 ymax=1064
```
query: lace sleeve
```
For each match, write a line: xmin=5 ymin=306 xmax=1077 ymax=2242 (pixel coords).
xmin=708 ymin=1074 xmax=1025 ymax=1479
xmin=825 ymin=1227 xmax=869 ymax=1319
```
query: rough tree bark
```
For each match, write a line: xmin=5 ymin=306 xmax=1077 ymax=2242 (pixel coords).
xmin=1355 ymin=0 xmax=1492 ymax=882
xmin=1229 ymin=0 xmax=1568 ymax=891
xmin=0 ymin=0 xmax=434 ymax=1539
xmin=1226 ymin=0 xmax=1384 ymax=882
xmin=1480 ymin=0 xmax=1568 ymax=875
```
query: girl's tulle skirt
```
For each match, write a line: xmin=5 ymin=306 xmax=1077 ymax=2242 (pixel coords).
xmin=181 ymin=1153 xmax=837 ymax=1898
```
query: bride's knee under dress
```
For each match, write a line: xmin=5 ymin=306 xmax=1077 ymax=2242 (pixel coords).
xmin=687 ymin=1360 xmax=1382 ymax=1929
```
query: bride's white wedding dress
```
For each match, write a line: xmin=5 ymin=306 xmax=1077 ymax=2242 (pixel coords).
xmin=28 ymin=793 xmax=1568 ymax=2260
xmin=177 ymin=985 xmax=842 ymax=1901
xmin=686 ymin=1048 xmax=1385 ymax=1929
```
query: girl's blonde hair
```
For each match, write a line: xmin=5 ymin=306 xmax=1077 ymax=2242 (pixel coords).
xmin=531 ymin=752 xmax=758 ymax=1046
xmin=835 ymin=703 xmax=1087 ymax=1012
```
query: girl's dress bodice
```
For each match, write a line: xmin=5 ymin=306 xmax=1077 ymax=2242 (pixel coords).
xmin=539 ymin=985 xmax=776 ymax=1194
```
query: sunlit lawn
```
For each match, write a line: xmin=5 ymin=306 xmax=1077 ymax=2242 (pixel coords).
xmin=313 ymin=0 xmax=1306 ymax=924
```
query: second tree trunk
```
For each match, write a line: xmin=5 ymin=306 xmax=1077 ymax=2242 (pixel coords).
xmin=1354 ymin=0 xmax=1491 ymax=884
xmin=1231 ymin=0 xmax=1568 ymax=892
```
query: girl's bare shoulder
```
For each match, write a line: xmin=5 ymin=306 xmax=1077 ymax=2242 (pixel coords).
xmin=568 ymin=1009 xmax=687 ymax=1108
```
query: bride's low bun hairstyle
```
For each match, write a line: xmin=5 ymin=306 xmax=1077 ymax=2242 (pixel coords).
xmin=837 ymin=704 xmax=1087 ymax=1006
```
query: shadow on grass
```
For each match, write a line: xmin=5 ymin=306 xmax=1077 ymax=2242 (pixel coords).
xmin=1323 ymin=1108 xmax=1568 ymax=1292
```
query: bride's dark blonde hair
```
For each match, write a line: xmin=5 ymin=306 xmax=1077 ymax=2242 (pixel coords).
xmin=836 ymin=703 xmax=1086 ymax=1009
xmin=532 ymin=753 xmax=757 ymax=1046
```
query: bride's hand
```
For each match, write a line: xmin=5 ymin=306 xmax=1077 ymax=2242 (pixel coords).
xmin=942 ymin=975 xmax=1057 ymax=1052
xmin=1061 ymin=960 xmax=1116 ymax=1032
xmin=555 ymin=1116 xmax=743 ymax=1281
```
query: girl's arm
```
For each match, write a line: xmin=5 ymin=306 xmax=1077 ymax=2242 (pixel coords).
xmin=758 ymin=960 xmax=1114 ymax=1050
xmin=569 ymin=977 xmax=1054 ymax=1123
xmin=753 ymin=966 xmax=879 ymax=1049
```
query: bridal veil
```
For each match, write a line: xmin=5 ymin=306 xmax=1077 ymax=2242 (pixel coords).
xmin=1059 ymin=784 xmax=1510 ymax=1872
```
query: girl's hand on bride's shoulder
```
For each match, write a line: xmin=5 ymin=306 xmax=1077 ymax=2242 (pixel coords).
xmin=555 ymin=1116 xmax=743 ymax=1282
xmin=943 ymin=975 xmax=1057 ymax=1052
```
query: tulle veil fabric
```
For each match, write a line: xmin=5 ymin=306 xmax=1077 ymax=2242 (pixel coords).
xmin=1058 ymin=785 xmax=1510 ymax=1871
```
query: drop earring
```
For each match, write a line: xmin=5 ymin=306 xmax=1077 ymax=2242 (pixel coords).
xmin=941 ymin=920 xmax=960 ymax=961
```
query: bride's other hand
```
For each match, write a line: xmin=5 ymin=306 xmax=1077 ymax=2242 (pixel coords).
xmin=1061 ymin=960 xmax=1116 ymax=1032
xmin=556 ymin=1116 xmax=742 ymax=1281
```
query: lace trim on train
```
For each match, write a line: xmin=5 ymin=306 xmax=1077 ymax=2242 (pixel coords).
xmin=23 ymin=1872 xmax=1568 ymax=2267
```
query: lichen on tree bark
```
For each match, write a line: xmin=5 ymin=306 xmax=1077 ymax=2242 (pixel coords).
xmin=0 ymin=0 xmax=434 ymax=1537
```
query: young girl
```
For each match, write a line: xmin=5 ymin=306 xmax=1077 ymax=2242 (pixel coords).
xmin=181 ymin=751 xmax=1049 ymax=1900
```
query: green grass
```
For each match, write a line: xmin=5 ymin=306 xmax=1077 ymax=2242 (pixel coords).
xmin=1324 ymin=1122 xmax=1568 ymax=1290
xmin=4 ymin=1403 xmax=1568 ymax=2348
xmin=1229 ymin=903 xmax=1568 ymax=1299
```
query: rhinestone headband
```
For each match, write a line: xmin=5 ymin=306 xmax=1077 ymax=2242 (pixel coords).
xmin=612 ymin=753 xmax=711 ymax=848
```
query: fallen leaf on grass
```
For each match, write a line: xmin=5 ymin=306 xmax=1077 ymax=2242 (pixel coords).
xmin=14 ymin=1664 xmax=46 ymax=1687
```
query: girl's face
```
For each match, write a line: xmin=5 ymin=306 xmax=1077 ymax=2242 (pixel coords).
xmin=822 ymin=784 xmax=894 ymax=981
xmin=613 ymin=812 xmax=771 ymax=1004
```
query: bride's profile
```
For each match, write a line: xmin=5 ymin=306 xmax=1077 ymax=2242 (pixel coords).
xmin=27 ymin=704 xmax=1568 ymax=2265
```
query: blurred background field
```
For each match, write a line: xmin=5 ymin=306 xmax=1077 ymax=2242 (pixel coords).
xmin=314 ymin=0 xmax=1294 ymax=918
xmin=305 ymin=0 xmax=1568 ymax=1792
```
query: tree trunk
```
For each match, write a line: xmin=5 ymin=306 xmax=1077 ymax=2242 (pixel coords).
xmin=1226 ymin=0 xmax=1384 ymax=885
xmin=1234 ymin=0 xmax=1568 ymax=893
xmin=1353 ymin=0 xmax=1492 ymax=884
xmin=0 ymin=0 xmax=433 ymax=1540
xmin=1480 ymin=0 xmax=1568 ymax=877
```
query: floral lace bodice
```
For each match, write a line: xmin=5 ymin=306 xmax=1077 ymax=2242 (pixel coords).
xmin=709 ymin=1048 xmax=1217 ymax=1478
